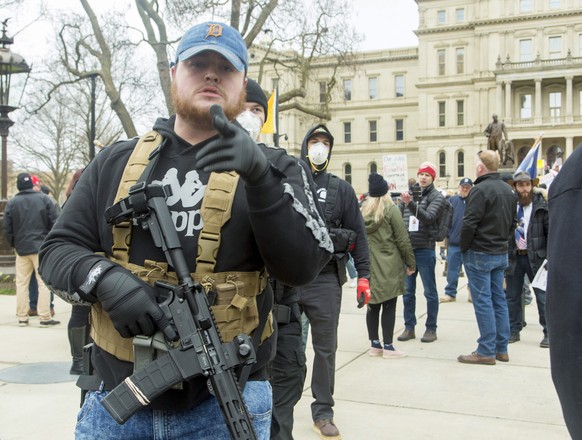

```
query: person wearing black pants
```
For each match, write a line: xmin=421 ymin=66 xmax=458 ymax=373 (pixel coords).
xmin=68 ymin=305 xmax=92 ymax=374
xmin=270 ymin=281 xmax=306 ymax=440
xmin=361 ymin=173 xmax=415 ymax=359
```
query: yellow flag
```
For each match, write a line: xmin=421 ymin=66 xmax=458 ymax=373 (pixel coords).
xmin=261 ymin=89 xmax=278 ymax=134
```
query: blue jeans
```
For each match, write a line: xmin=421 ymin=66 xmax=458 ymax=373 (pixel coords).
xmin=444 ymin=245 xmax=463 ymax=298
xmin=462 ymin=250 xmax=510 ymax=357
xmin=346 ymin=254 xmax=357 ymax=279
xmin=75 ymin=380 xmax=272 ymax=440
xmin=403 ymin=248 xmax=439 ymax=331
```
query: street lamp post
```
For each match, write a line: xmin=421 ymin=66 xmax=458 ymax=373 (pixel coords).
xmin=0 ymin=20 xmax=31 ymax=200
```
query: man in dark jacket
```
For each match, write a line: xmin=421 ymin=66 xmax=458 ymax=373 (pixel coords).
xmin=39 ymin=22 xmax=332 ymax=439
xmin=505 ymin=171 xmax=549 ymax=348
xmin=3 ymin=173 xmax=59 ymax=327
xmin=398 ymin=162 xmax=447 ymax=343
xmin=441 ymin=177 xmax=473 ymax=303
xmin=297 ymin=124 xmax=370 ymax=439
xmin=458 ymin=150 xmax=516 ymax=365
xmin=546 ymin=145 xmax=582 ymax=439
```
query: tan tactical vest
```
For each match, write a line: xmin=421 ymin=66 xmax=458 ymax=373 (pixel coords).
xmin=90 ymin=131 xmax=272 ymax=362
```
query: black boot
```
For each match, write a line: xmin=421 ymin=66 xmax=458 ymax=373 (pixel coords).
xmin=68 ymin=326 xmax=87 ymax=375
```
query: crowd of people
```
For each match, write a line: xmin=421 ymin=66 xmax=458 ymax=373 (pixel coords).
xmin=2 ymin=19 xmax=577 ymax=440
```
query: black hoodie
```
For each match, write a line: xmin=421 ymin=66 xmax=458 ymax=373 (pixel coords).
xmin=300 ymin=124 xmax=369 ymax=281
xmin=39 ymin=116 xmax=333 ymax=410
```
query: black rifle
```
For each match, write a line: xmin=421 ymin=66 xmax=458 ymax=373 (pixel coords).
xmin=101 ymin=182 xmax=258 ymax=440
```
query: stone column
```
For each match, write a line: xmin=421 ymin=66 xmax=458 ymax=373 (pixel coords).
xmin=566 ymin=76 xmax=573 ymax=123
xmin=496 ymin=82 xmax=503 ymax=117
xmin=505 ymin=81 xmax=512 ymax=123
xmin=566 ymin=136 xmax=574 ymax=158
xmin=535 ymin=78 xmax=542 ymax=124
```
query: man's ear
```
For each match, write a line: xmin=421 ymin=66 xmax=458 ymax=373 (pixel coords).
xmin=170 ymin=63 xmax=177 ymax=79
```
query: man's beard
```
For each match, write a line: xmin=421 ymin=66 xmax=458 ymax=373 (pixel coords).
xmin=518 ymin=190 xmax=533 ymax=206
xmin=171 ymin=82 xmax=246 ymax=130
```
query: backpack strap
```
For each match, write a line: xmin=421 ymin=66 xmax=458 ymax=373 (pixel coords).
xmin=325 ymin=174 xmax=340 ymax=227
xmin=111 ymin=130 xmax=164 ymax=262
xmin=195 ymin=171 xmax=240 ymax=274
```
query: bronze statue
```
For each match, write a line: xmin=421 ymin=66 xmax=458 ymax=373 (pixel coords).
xmin=484 ymin=114 xmax=513 ymax=165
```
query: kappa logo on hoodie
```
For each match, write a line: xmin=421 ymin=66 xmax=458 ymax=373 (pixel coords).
xmin=152 ymin=168 xmax=207 ymax=237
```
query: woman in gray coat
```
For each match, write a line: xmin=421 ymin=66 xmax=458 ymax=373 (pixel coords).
xmin=361 ymin=174 xmax=416 ymax=358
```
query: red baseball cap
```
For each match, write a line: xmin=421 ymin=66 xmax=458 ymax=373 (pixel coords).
xmin=31 ymin=175 xmax=41 ymax=186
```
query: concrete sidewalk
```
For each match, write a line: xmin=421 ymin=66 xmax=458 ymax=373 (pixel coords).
xmin=0 ymin=259 xmax=569 ymax=439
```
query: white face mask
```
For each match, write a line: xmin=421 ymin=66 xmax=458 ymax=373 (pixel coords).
xmin=308 ymin=142 xmax=329 ymax=165
xmin=236 ymin=111 xmax=263 ymax=141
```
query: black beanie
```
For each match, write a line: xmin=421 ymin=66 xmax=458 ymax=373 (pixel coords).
xmin=246 ymin=78 xmax=268 ymax=121
xmin=368 ymin=173 xmax=388 ymax=197
xmin=16 ymin=173 xmax=33 ymax=191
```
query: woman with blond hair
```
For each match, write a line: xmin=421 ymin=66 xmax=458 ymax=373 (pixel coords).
xmin=361 ymin=173 xmax=416 ymax=358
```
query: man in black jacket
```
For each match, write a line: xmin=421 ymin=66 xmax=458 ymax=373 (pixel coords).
xmin=398 ymin=162 xmax=446 ymax=343
xmin=505 ymin=171 xmax=549 ymax=348
xmin=458 ymin=150 xmax=516 ymax=365
xmin=546 ymin=145 xmax=582 ymax=439
xmin=3 ymin=173 xmax=59 ymax=327
xmin=39 ymin=22 xmax=332 ymax=439
xmin=297 ymin=124 xmax=370 ymax=439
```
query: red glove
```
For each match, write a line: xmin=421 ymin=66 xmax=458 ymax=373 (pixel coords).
xmin=356 ymin=278 xmax=371 ymax=308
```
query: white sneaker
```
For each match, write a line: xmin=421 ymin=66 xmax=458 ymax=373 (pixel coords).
xmin=383 ymin=348 xmax=407 ymax=359
xmin=348 ymin=279 xmax=356 ymax=288
xmin=368 ymin=347 xmax=383 ymax=357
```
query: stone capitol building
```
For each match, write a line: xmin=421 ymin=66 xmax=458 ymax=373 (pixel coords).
xmin=248 ymin=0 xmax=582 ymax=195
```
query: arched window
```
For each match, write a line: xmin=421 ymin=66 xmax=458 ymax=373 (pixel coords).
xmin=438 ymin=151 xmax=446 ymax=178
xmin=344 ymin=163 xmax=352 ymax=184
xmin=369 ymin=162 xmax=377 ymax=174
xmin=517 ymin=146 xmax=530 ymax=165
xmin=457 ymin=151 xmax=465 ymax=177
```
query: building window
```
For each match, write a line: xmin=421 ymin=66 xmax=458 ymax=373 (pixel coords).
xmin=519 ymin=39 xmax=533 ymax=62
xmin=457 ymin=151 xmax=465 ymax=177
xmin=395 ymin=75 xmax=405 ymax=97
xmin=369 ymin=162 xmax=377 ymax=174
xmin=456 ymin=100 xmax=464 ymax=126
xmin=438 ymin=151 xmax=446 ymax=178
xmin=549 ymin=92 xmax=562 ymax=122
xmin=344 ymin=163 xmax=352 ymax=185
xmin=395 ymin=119 xmax=404 ymax=141
xmin=343 ymin=79 xmax=352 ymax=101
xmin=549 ymin=36 xmax=562 ymax=59
xmin=369 ymin=120 xmax=378 ymax=142
xmin=368 ymin=77 xmax=378 ymax=99
xmin=455 ymin=8 xmax=465 ymax=22
xmin=520 ymin=94 xmax=532 ymax=119
xmin=437 ymin=10 xmax=446 ymax=24
xmin=438 ymin=49 xmax=446 ymax=75
xmin=520 ymin=0 xmax=532 ymax=12
xmin=550 ymin=0 xmax=561 ymax=9
xmin=343 ymin=122 xmax=352 ymax=143
xmin=319 ymin=81 xmax=326 ymax=103
xmin=438 ymin=101 xmax=446 ymax=127
xmin=456 ymin=48 xmax=464 ymax=74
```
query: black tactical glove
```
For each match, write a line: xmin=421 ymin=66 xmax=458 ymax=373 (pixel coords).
xmin=195 ymin=104 xmax=270 ymax=183
xmin=94 ymin=267 xmax=177 ymax=340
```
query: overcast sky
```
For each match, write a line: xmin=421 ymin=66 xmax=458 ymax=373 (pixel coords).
xmin=4 ymin=0 xmax=419 ymax=61
xmin=352 ymin=0 xmax=419 ymax=50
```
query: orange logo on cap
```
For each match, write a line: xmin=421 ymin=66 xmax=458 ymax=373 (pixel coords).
xmin=206 ymin=24 xmax=223 ymax=39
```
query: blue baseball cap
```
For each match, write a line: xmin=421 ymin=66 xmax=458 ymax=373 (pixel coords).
xmin=459 ymin=177 xmax=473 ymax=186
xmin=175 ymin=22 xmax=248 ymax=72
